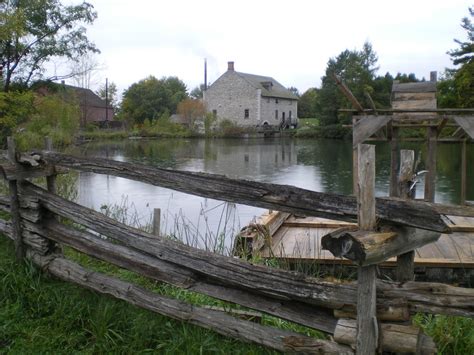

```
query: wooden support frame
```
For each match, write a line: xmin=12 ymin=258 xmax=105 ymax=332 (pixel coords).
xmin=424 ymin=127 xmax=437 ymax=202
xmin=356 ymin=144 xmax=378 ymax=354
xmin=396 ymin=150 xmax=416 ymax=281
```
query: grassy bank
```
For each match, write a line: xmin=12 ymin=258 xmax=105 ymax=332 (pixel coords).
xmin=0 ymin=236 xmax=281 ymax=354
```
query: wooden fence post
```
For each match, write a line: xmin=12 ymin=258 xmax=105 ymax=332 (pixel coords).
xmin=356 ymin=144 xmax=378 ymax=354
xmin=152 ymin=208 xmax=161 ymax=237
xmin=7 ymin=137 xmax=24 ymax=260
xmin=424 ymin=127 xmax=437 ymax=202
xmin=396 ymin=150 xmax=416 ymax=282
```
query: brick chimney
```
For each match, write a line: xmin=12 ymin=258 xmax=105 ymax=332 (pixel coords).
xmin=227 ymin=61 xmax=234 ymax=71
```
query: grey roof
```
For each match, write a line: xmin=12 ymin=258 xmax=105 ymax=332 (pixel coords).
xmin=235 ymin=71 xmax=298 ymax=100
xmin=62 ymin=84 xmax=112 ymax=109
xmin=392 ymin=81 xmax=437 ymax=93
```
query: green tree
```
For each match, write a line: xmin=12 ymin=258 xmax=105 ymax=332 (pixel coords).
xmin=96 ymin=81 xmax=118 ymax=110
xmin=448 ymin=6 xmax=474 ymax=65
xmin=298 ymin=88 xmax=320 ymax=118
xmin=0 ymin=90 xmax=35 ymax=147
xmin=441 ymin=6 xmax=474 ymax=108
xmin=121 ymin=76 xmax=188 ymax=124
xmin=190 ymin=84 xmax=206 ymax=99
xmin=318 ymin=42 xmax=379 ymax=126
xmin=0 ymin=0 xmax=98 ymax=91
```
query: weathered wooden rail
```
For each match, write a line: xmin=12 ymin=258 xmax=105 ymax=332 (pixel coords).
xmin=1 ymin=138 xmax=474 ymax=354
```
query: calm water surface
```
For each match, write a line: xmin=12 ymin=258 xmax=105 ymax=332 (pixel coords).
xmin=75 ymin=138 xmax=473 ymax=249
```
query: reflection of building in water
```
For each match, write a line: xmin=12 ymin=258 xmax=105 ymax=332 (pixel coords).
xmin=203 ymin=140 xmax=297 ymax=179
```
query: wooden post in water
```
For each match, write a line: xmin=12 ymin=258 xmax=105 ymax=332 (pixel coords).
xmin=152 ymin=208 xmax=161 ymax=237
xmin=7 ymin=137 xmax=24 ymax=260
xmin=461 ymin=139 xmax=467 ymax=206
xmin=396 ymin=150 xmax=416 ymax=282
xmin=389 ymin=124 xmax=400 ymax=197
xmin=356 ymin=144 xmax=378 ymax=354
xmin=424 ymin=127 xmax=437 ymax=202
xmin=352 ymin=117 xmax=359 ymax=196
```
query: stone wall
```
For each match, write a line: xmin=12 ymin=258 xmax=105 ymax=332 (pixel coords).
xmin=204 ymin=70 xmax=298 ymax=127
xmin=204 ymin=71 xmax=260 ymax=126
xmin=260 ymin=97 xmax=297 ymax=127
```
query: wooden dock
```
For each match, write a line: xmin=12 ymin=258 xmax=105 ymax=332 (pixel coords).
xmin=239 ymin=211 xmax=474 ymax=284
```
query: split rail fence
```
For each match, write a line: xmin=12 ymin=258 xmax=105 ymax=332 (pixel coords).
xmin=1 ymin=137 xmax=474 ymax=354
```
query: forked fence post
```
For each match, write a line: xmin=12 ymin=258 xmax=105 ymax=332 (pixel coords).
xmin=356 ymin=144 xmax=378 ymax=354
xmin=7 ymin=137 xmax=25 ymax=261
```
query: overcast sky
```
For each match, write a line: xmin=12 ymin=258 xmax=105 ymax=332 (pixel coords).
xmin=61 ymin=0 xmax=472 ymax=96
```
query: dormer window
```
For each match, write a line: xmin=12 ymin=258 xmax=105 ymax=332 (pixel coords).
xmin=261 ymin=81 xmax=273 ymax=90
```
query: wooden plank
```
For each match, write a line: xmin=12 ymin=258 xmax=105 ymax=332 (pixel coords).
xmin=356 ymin=144 xmax=378 ymax=354
xmin=392 ymin=82 xmax=437 ymax=93
xmin=353 ymin=115 xmax=392 ymax=147
xmin=453 ymin=116 xmax=474 ymax=139
xmin=37 ymin=151 xmax=450 ymax=233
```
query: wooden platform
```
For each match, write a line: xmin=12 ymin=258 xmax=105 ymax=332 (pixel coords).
xmin=258 ymin=214 xmax=474 ymax=268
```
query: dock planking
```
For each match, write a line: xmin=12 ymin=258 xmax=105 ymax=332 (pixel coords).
xmin=258 ymin=214 xmax=474 ymax=268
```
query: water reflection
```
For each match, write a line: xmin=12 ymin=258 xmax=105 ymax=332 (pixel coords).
xmin=75 ymin=138 xmax=473 ymax=249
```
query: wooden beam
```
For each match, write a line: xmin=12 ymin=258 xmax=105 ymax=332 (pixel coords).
xmin=353 ymin=115 xmax=392 ymax=147
xmin=21 ymin=184 xmax=474 ymax=318
xmin=339 ymin=108 xmax=474 ymax=113
xmin=321 ymin=226 xmax=440 ymax=267
xmin=32 ymin=255 xmax=353 ymax=354
xmin=453 ymin=116 xmax=474 ymax=139
xmin=334 ymin=318 xmax=436 ymax=354
xmin=356 ymin=144 xmax=378 ymax=354
xmin=35 ymin=152 xmax=450 ymax=233
xmin=333 ymin=74 xmax=364 ymax=112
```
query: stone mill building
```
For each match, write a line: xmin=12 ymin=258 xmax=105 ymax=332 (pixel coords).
xmin=203 ymin=61 xmax=298 ymax=128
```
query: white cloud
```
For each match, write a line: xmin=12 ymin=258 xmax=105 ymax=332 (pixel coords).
xmin=61 ymin=0 xmax=471 ymax=95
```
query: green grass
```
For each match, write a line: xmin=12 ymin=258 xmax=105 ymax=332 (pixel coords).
xmin=0 ymin=236 xmax=279 ymax=354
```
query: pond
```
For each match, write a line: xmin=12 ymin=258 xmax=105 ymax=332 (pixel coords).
xmin=74 ymin=138 xmax=473 ymax=251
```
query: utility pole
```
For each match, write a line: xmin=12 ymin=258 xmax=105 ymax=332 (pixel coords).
xmin=105 ymin=77 xmax=109 ymax=123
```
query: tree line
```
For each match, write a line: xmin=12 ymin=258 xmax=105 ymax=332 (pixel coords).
xmin=0 ymin=1 xmax=472 ymax=147
xmin=298 ymin=6 xmax=474 ymax=126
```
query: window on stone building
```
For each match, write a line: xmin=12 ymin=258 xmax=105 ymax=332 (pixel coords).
xmin=275 ymin=98 xmax=279 ymax=104
xmin=289 ymin=110 xmax=292 ymax=119
xmin=275 ymin=110 xmax=278 ymax=119
xmin=212 ymin=110 xmax=217 ymax=117
xmin=282 ymin=112 xmax=285 ymax=120
xmin=244 ymin=109 xmax=249 ymax=118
